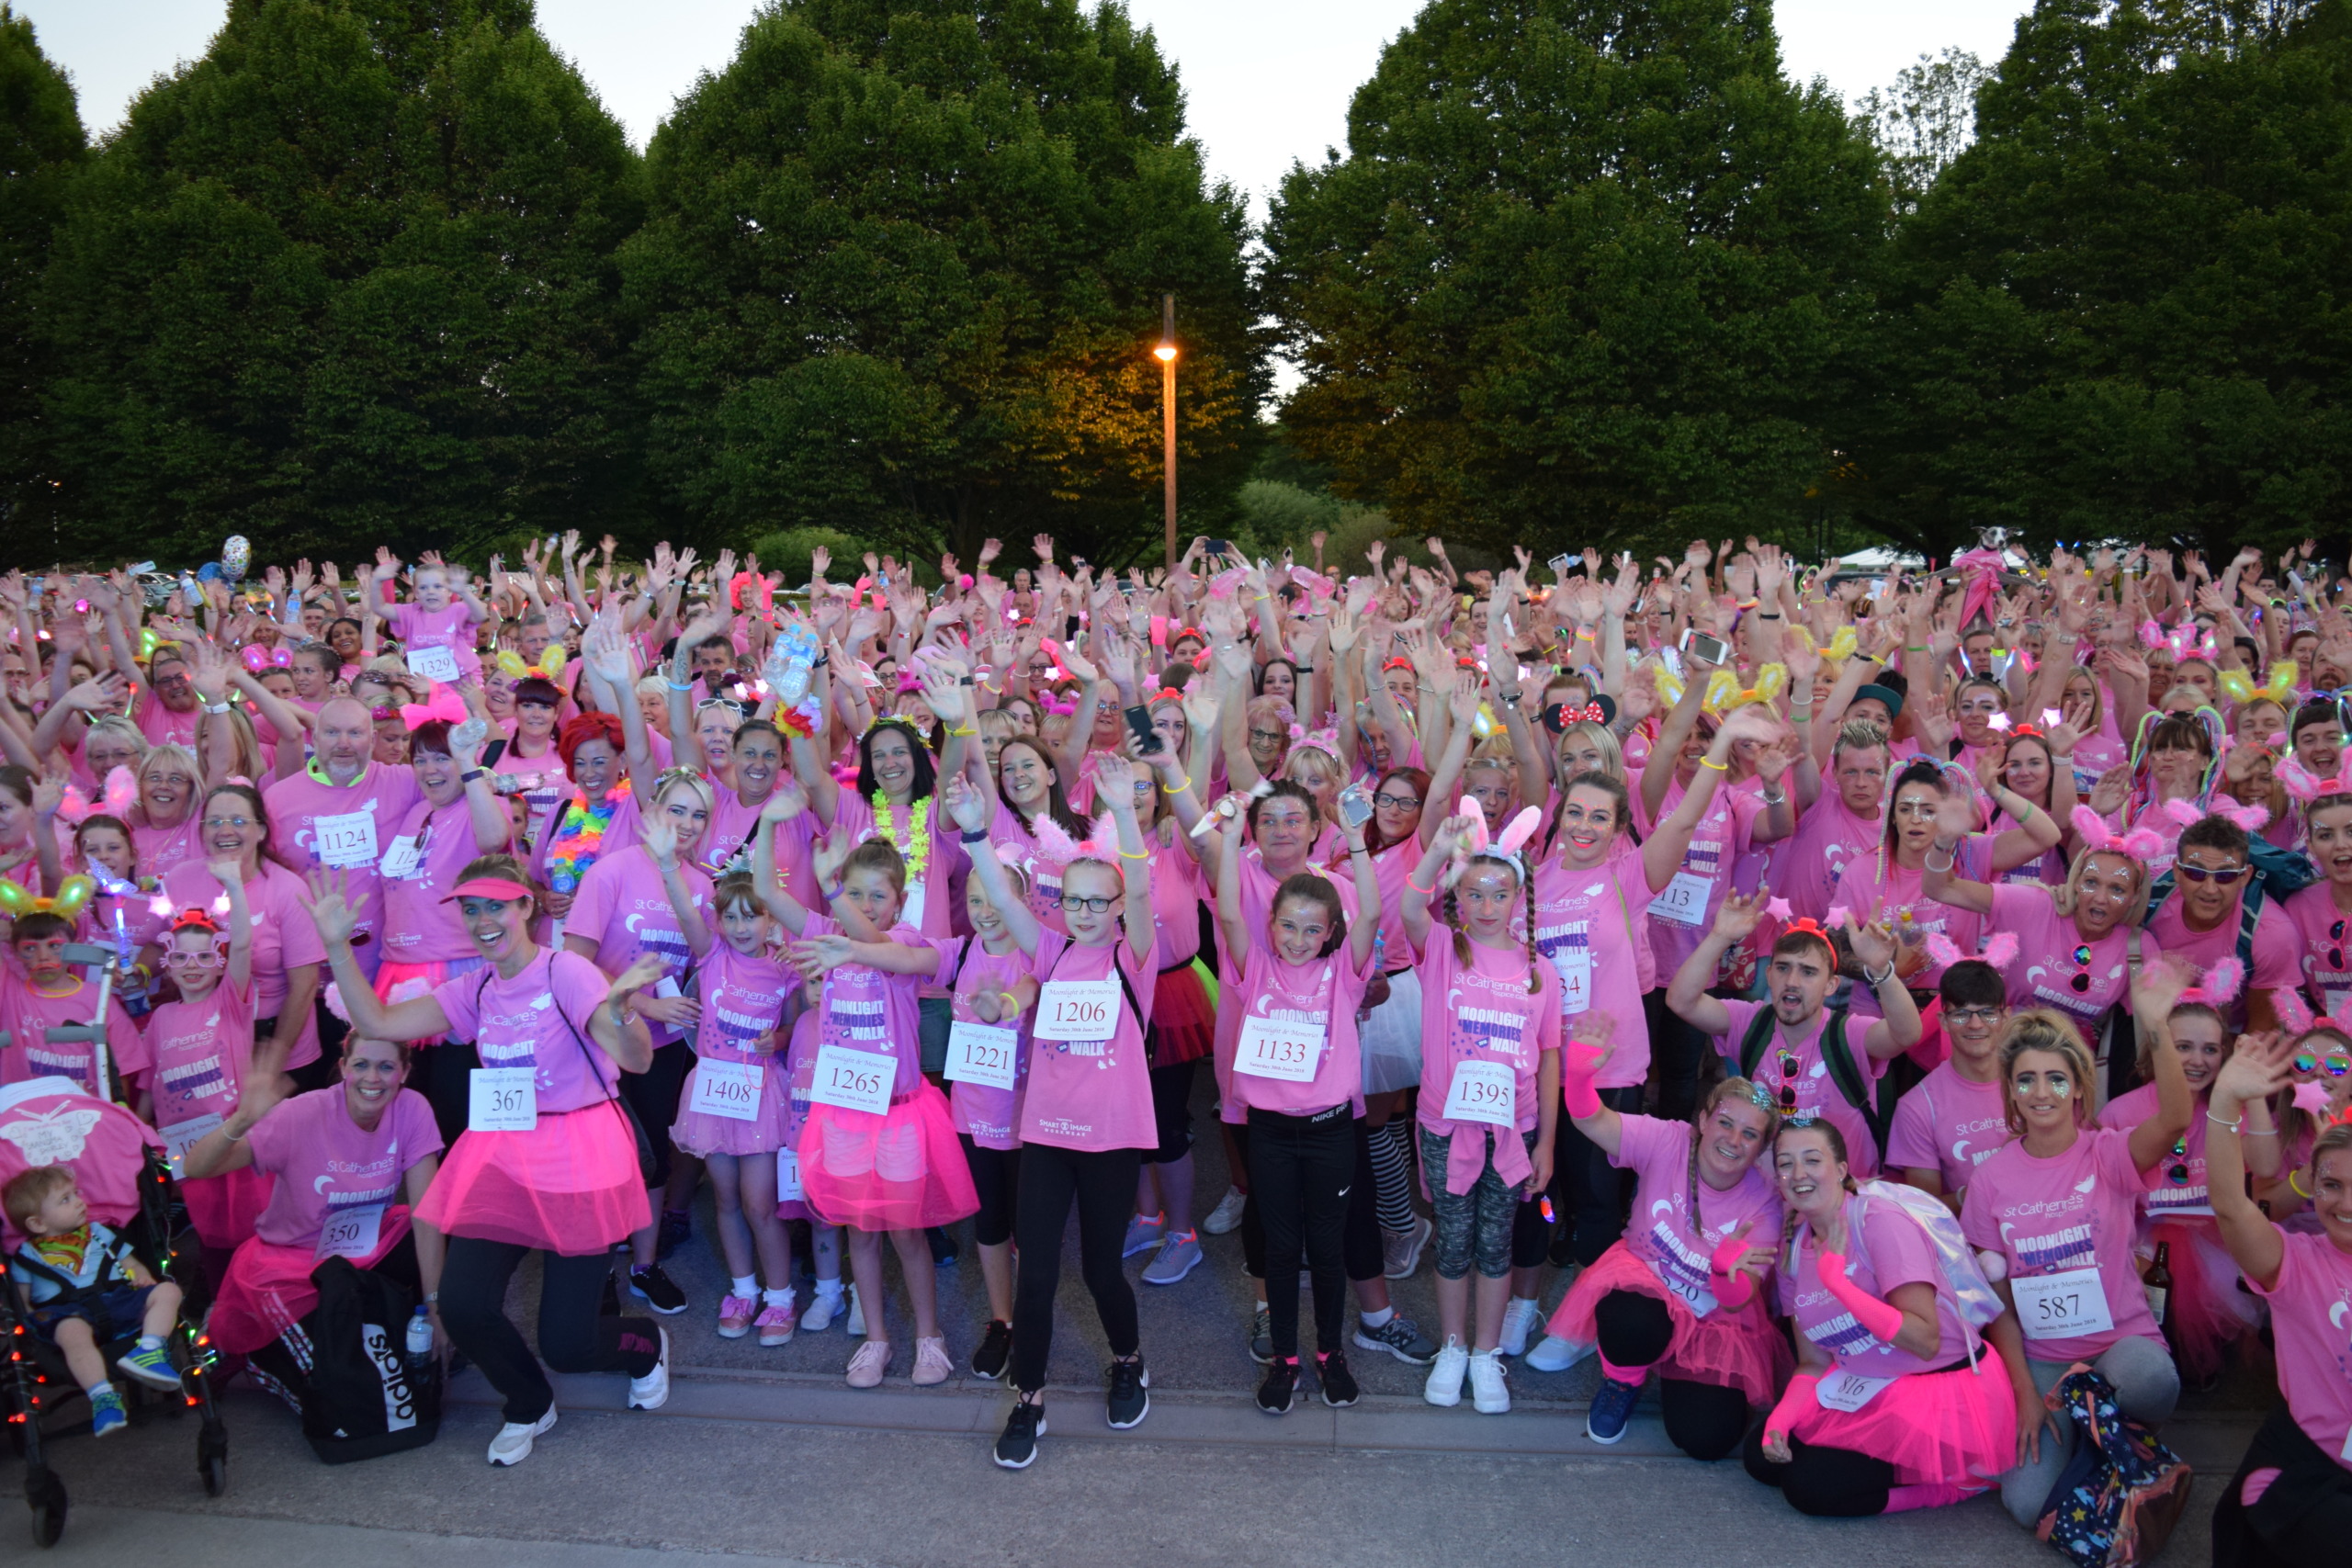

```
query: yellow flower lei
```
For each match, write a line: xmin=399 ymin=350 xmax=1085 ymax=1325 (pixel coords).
xmin=872 ymin=790 xmax=931 ymax=881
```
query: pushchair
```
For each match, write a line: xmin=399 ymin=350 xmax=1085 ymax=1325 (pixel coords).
xmin=1 ymin=1076 xmax=229 ymax=1547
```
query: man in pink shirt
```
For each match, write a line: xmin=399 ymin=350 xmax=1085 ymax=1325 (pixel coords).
xmin=1771 ymin=723 xmax=1890 ymax=921
xmin=265 ymin=697 xmax=424 ymax=984
xmin=132 ymin=647 xmax=203 ymax=750
xmin=2145 ymin=814 xmax=2303 ymax=1036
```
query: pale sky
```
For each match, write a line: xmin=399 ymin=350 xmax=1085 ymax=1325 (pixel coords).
xmin=36 ymin=0 xmax=2032 ymax=221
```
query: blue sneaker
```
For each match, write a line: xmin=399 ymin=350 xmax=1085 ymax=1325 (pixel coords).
xmin=1585 ymin=1374 xmax=1642 ymax=1444
xmin=116 ymin=1342 xmax=181 ymax=1392
xmin=90 ymin=1384 xmax=128 ymax=1438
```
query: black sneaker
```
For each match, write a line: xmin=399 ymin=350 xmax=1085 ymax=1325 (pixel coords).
xmin=1317 ymin=1347 xmax=1361 ymax=1407
xmin=628 ymin=1264 xmax=689 ymax=1315
xmin=993 ymin=1399 xmax=1046 ymax=1470
xmin=971 ymin=1319 xmax=1012 ymax=1382
xmin=1256 ymin=1356 xmax=1297 ymax=1416
xmin=657 ymin=1209 xmax=692 ymax=1261
xmin=927 ymin=1225 xmax=959 ymax=1266
xmin=1248 ymin=1303 xmax=1273 ymax=1365
xmin=1105 ymin=1356 xmax=1149 ymax=1429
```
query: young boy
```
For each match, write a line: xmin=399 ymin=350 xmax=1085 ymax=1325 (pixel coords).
xmin=0 ymin=910 xmax=149 ymax=1096
xmin=1884 ymin=959 xmax=2013 ymax=1210
xmin=4 ymin=1164 xmax=184 ymax=1436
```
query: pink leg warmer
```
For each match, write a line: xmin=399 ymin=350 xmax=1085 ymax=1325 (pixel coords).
xmin=1884 ymin=1483 xmax=1971 ymax=1514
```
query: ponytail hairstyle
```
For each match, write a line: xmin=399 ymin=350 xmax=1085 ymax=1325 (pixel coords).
xmin=1996 ymin=1009 xmax=2096 ymax=1134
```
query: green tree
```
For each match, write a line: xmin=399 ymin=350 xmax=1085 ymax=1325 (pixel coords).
xmin=622 ymin=0 xmax=1262 ymax=567
xmin=1853 ymin=48 xmax=1991 ymax=212
xmin=1263 ymin=0 xmax=1884 ymax=563
xmin=37 ymin=0 xmax=646 ymax=567
xmin=0 ymin=5 xmax=85 ymax=543
xmin=1848 ymin=0 xmax=2352 ymax=558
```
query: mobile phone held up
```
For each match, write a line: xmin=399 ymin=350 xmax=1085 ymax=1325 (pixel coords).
xmin=1124 ymin=705 xmax=1165 ymax=758
xmin=1679 ymin=628 xmax=1731 ymax=667
xmin=1338 ymin=783 xmax=1374 ymax=830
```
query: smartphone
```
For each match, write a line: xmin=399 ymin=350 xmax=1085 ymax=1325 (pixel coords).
xmin=1869 ymin=578 xmax=1887 ymax=600
xmin=1339 ymin=783 xmax=1374 ymax=830
xmin=1549 ymin=554 xmax=1573 ymax=575
xmin=1204 ymin=539 xmax=1234 ymax=557
xmin=1124 ymin=704 xmax=1164 ymax=757
xmin=1680 ymin=628 xmax=1730 ymax=666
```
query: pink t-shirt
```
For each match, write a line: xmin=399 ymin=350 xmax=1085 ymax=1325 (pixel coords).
xmin=938 ymin=935 xmax=1036 ymax=1149
xmin=1782 ymin=1193 xmax=1971 ymax=1378
xmin=132 ymin=809 xmax=202 ymax=882
xmin=143 ymin=976 xmax=255 ymax=1136
xmin=2145 ymin=892 xmax=2302 ymax=1025
xmin=1530 ymin=852 xmax=1655 ymax=1089
xmin=2245 ymin=1228 xmax=2352 ymax=1468
xmin=1413 ymin=921 xmax=1562 ymax=1142
xmin=1646 ymin=776 xmax=1764 ymax=979
xmin=2098 ymin=1081 xmax=2214 ymax=1223
xmin=1225 ymin=942 xmax=1374 ymax=1117
xmin=1961 ymin=1125 xmax=2163 ymax=1363
xmin=1714 ymin=998 xmax=1885 ymax=1178
xmin=1144 ymin=834 xmax=1202 ymax=970
xmin=1214 ymin=849 xmax=1361 ymax=1124
xmin=565 ymin=845 xmax=711 ymax=1045
xmin=1614 ymin=1112 xmax=1781 ymax=1314
xmin=134 ymin=691 xmax=200 ymax=750
xmin=831 ymin=792 xmax=968 ymax=942
xmin=161 ymin=861 xmax=327 ymax=1067
xmin=432 ymin=949 xmax=618 ymax=1114
xmin=804 ymin=912 xmax=937 ymax=1100
xmin=689 ymin=941 xmax=796 ymax=1063
xmin=266 ymin=762 xmax=425 ymax=969
xmin=245 ymin=1085 xmax=442 ymax=1249
xmin=1365 ymin=838 xmax=1420 ymax=974
xmin=1768 ymin=792 xmax=1881 ymax=924
xmin=1994 ymin=883 xmax=2157 ymax=1034
xmin=379 ymin=794 xmax=511 ymax=964
xmin=987 ymin=800 xmax=1081 ymax=936
xmin=1886 ymin=1062 xmax=2009 ymax=1193
xmin=1020 ymin=931 xmax=1157 ymax=1152
xmin=1830 ymin=850 xmax=1983 ymax=1000
xmin=0 ymin=976 xmax=149 ymax=1096
xmin=700 ymin=788 xmax=770 ymax=879
xmin=2284 ymin=880 xmax=2352 ymax=1019
xmin=386 ymin=601 xmax=482 ymax=679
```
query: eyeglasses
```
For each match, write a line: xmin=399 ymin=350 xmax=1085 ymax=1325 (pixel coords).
xmin=2070 ymin=942 xmax=2094 ymax=994
xmin=1058 ymin=894 xmax=1116 ymax=914
xmin=2177 ymin=863 xmax=2247 ymax=884
xmin=1947 ymin=1007 xmax=2004 ymax=1025
xmin=1373 ymin=792 xmax=1421 ymax=812
xmin=201 ymin=815 xmax=254 ymax=831
xmin=162 ymin=949 xmax=223 ymax=969
xmin=2293 ymin=1052 xmax=2352 ymax=1077
xmin=1248 ymin=729 xmax=1287 ymax=745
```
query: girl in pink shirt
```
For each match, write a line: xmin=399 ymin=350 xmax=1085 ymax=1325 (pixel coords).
xmin=73 ymin=814 xmax=164 ymax=1018
xmin=164 ymin=783 xmax=329 ymax=1086
xmin=2200 ymin=1039 xmax=2352 ymax=1566
xmin=755 ymin=789 xmax=975 ymax=1393
xmin=1206 ymin=785 xmax=1379 ymax=1412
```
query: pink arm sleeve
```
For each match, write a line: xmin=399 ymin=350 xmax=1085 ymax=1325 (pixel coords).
xmin=1708 ymin=1234 xmax=1757 ymax=1310
xmin=1817 ymin=1250 xmax=1906 ymax=1344
xmin=1562 ymin=1039 xmax=1603 ymax=1120
xmin=1763 ymin=1371 xmax=1819 ymax=1444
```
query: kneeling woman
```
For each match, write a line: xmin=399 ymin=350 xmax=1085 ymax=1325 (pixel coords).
xmin=1527 ymin=1018 xmax=1789 ymax=1456
xmin=1747 ymin=1118 xmax=2018 ymax=1517
xmin=185 ymin=1035 xmax=444 ymax=1380
xmin=300 ymin=854 xmax=673 ymax=1467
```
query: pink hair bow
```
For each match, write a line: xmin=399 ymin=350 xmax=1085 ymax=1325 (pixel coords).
xmin=400 ymin=682 xmax=468 ymax=731
xmin=2069 ymin=805 xmax=2167 ymax=862
xmin=241 ymin=645 xmax=291 ymax=672
xmin=1036 ymin=690 xmax=1075 ymax=717
xmin=1455 ymin=793 xmax=1541 ymax=877
xmin=1925 ymin=931 xmax=2019 ymax=973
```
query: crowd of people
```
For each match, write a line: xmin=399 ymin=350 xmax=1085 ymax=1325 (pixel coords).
xmin=0 ymin=529 xmax=2348 ymax=1562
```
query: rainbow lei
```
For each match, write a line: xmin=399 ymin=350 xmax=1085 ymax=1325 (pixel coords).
xmin=871 ymin=790 xmax=931 ymax=882
xmin=546 ymin=785 xmax=627 ymax=888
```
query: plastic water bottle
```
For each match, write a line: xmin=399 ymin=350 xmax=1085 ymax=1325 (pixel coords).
xmin=405 ymin=1306 xmax=434 ymax=1377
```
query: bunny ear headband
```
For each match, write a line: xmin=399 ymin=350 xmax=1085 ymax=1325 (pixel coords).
xmin=2176 ymin=955 xmax=2245 ymax=1008
xmin=1702 ymin=662 xmax=1787 ymax=716
xmin=495 ymin=646 xmax=569 ymax=682
xmin=2155 ymin=795 xmax=2270 ymax=835
xmin=57 ymin=765 xmax=139 ymax=826
xmin=1925 ymin=931 xmax=2021 ymax=973
xmin=2276 ymin=753 xmax=2352 ymax=804
xmin=2217 ymin=660 xmax=2299 ymax=707
xmin=400 ymin=682 xmax=468 ymax=731
xmin=0 ymin=874 xmax=96 ymax=919
xmin=1453 ymin=794 xmax=1541 ymax=881
xmin=241 ymin=644 xmax=291 ymax=672
xmin=2069 ymin=804 xmax=2170 ymax=863
xmin=1032 ymin=810 xmax=1122 ymax=869
xmin=1287 ymin=724 xmax=1340 ymax=760
xmin=2268 ymin=988 xmax=2351 ymax=1040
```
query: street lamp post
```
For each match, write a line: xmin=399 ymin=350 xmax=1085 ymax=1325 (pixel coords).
xmin=1155 ymin=292 xmax=1177 ymax=574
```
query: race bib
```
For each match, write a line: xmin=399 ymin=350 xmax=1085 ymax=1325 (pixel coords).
xmin=405 ymin=645 xmax=462 ymax=683
xmin=1235 ymin=1015 xmax=1327 ymax=1083
xmin=809 ymin=1043 xmax=894 ymax=1116
xmin=1647 ymin=871 xmax=1712 ymax=928
xmin=311 ymin=810 xmax=379 ymax=870
xmin=159 ymin=1112 xmax=223 ymax=1179
xmin=944 ymin=1020 xmax=1018 ymax=1090
xmin=1815 ymin=1369 xmax=1894 ymax=1413
xmin=2012 ymin=1267 xmax=2115 ymax=1341
xmin=468 ymin=1066 xmax=537 ymax=1132
xmin=775 ymin=1146 xmax=804 ymax=1202
xmin=1035 ymin=978 xmax=1119 ymax=1048
xmin=1553 ymin=947 xmax=1593 ymax=1013
xmin=314 ymin=1202 xmax=385 ymax=1261
xmin=379 ymin=834 xmax=424 ymax=882
xmin=689 ymin=1058 xmax=763 ymax=1122
xmin=1441 ymin=1057 xmax=1518 ymax=1126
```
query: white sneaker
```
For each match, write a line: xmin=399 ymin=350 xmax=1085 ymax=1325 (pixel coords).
xmin=1523 ymin=1334 xmax=1595 ymax=1373
xmin=488 ymin=1405 xmax=557 ymax=1465
xmin=846 ymin=1283 xmax=865 ymax=1338
xmin=1468 ymin=1348 xmax=1510 ymax=1415
xmin=1424 ymin=1337 xmax=1469 ymax=1407
xmin=1201 ymin=1186 xmax=1248 ymax=1236
xmin=1498 ymin=1296 xmax=1543 ymax=1358
xmin=628 ymin=1327 xmax=671 ymax=1411
xmin=801 ymin=1286 xmax=843 ymax=1333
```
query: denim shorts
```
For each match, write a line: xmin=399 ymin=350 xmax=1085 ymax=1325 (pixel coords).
xmin=31 ymin=1282 xmax=153 ymax=1341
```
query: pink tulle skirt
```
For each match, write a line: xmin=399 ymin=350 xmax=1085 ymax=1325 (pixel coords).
xmin=1548 ymin=1241 xmax=1792 ymax=1405
xmin=375 ymin=958 xmax=471 ymax=1046
xmin=206 ymin=1205 xmax=414 ymax=1355
xmin=1790 ymin=1352 xmax=2019 ymax=1487
xmin=181 ymin=1165 xmax=276 ymax=1250
xmin=415 ymin=1103 xmax=650 ymax=1254
xmin=670 ymin=1054 xmax=793 ymax=1158
xmin=1147 ymin=960 xmax=1216 ymax=1067
xmin=797 ymin=1081 xmax=978 ymax=1232
xmin=2150 ymin=1217 xmax=2259 ymax=1384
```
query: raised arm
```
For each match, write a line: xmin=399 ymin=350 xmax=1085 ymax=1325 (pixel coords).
xmin=943 ymin=774 xmax=1041 ymax=954
xmin=1094 ymin=753 xmax=1155 ymax=965
xmin=1919 ymin=791 xmax=1996 ymax=916
xmin=2123 ymin=958 xmax=2196 ymax=1170
xmin=1211 ymin=801 xmax=1250 ymax=961
xmin=750 ymin=790 xmax=816 ymax=937
xmin=646 ymin=818 xmax=715 ymax=960
xmin=2204 ymin=1037 xmax=2293 ymax=1290
xmin=1849 ymin=913 xmax=1925 ymax=1059
xmin=295 ymin=870 xmax=454 ymax=1042
xmin=1666 ymin=888 xmax=1760 ymax=1039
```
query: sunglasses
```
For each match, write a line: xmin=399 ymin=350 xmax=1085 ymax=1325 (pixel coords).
xmin=2293 ymin=1052 xmax=2352 ymax=1077
xmin=2070 ymin=942 xmax=2094 ymax=994
xmin=2329 ymin=918 xmax=2344 ymax=971
xmin=2177 ymin=863 xmax=2248 ymax=885
xmin=1776 ymin=1052 xmax=1802 ymax=1113
xmin=2166 ymin=1135 xmax=2190 ymax=1186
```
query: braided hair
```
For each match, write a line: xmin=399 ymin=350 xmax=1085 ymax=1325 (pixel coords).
xmin=1444 ymin=852 xmax=1542 ymax=996
xmin=1686 ymin=1077 xmax=1780 ymax=1239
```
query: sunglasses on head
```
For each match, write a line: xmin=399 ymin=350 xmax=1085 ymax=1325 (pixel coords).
xmin=2177 ymin=863 xmax=2248 ymax=885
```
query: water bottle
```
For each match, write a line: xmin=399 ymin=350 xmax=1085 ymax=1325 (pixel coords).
xmin=405 ymin=1305 xmax=435 ymax=1380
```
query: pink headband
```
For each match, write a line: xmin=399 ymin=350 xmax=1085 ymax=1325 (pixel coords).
xmin=441 ymin=877 xmax=532 ymax=904
xmin=2068 ymin=805 xmax=2166 ymax=863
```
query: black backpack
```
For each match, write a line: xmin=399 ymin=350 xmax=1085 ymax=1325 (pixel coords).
xmin=1737 ymin=1004 xmax=1898 ymax=1163
xmin=295 ymin=1256 xmax=440 ymax=1464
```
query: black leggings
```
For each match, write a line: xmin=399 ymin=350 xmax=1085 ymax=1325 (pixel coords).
xmin=1011 ymin=1143 xmax=1141 ymax=1394
xmin=1592 ymin=1289 xmax=1750 ymax=1461
xmin=1558 ymin=1084 xmax=1642 ymax=1266
xmin=436 ymin=1237 xmax=662 ymax=1424
xmin=1248 ymin=1106 xmax=1352 ymax=1359
xmin=1743 ymin=1420 xmax=1896 ymax=1517
xmin=619 ymin=1039 xmax=693 ymax=1190
xmin=1646 ymin=987 xmax=1713 ymax=1123
xmin=961 ymin=1134 xmax=1021 ymax=1248
xmin=411 ymin=1040 xmax=482 ymax=1149
xmin=1235 ymin=1118 xmax=1384 ymax=1284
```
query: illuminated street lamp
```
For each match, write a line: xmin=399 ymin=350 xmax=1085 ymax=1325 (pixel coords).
xmin=1156 ymin=292 xmax=1177 ymax=573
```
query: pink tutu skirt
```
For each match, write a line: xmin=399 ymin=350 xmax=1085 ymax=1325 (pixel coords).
xmin=2149 ymin=1217 xmax=2259 ymax=1384
xmin=181 ymin=1165 xmax=276 ymax=1250
xmin=797 ymin=1081 xmax=978 ymax=1232
xmin=670 ymin=1054 xmax=793 ymax=1159
xmin=415 ymin=1103 xmax=650 ymax=1254
xmin=1147 ymin=960 xmax=1216 ymax=1067
xmin=375 ymin=957 xmax=479 ymax=1046
xmin=1548 ymin=1241 xmax=1792 ymax=1405
xmin=1790 ymin=1353 xmax=2019 ymax=1487
xmin=207 ymin=1205 xmax=413 ymax=1355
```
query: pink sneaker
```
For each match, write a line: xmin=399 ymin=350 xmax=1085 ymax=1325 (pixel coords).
xmin=911 ymin=1336 xmax=954 ymax=1386
xmin=846 ymin=1339 xmax=892 ymax=1388
xmin=754 ymin=1303 xmax=797 ymax=1348
xmin=717 ymin=1294 xmax=756 ymax=1339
